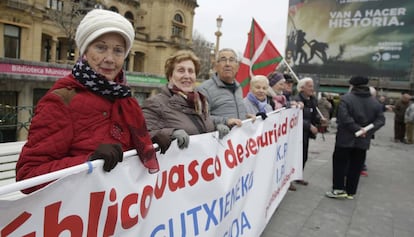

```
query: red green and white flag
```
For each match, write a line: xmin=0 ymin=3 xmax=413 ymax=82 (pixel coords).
xmin=236 ymin=19 xmax=283 ymax=97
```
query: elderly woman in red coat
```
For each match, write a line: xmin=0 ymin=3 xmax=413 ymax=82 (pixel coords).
xmin=142 ymin=50 xmax=229 ymax=153
xmin=16 ymin=9 xmax=158 ymax=194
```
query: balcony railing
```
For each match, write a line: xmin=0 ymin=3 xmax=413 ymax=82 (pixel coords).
xmin=6 ymin=0 xmax=31 ymax=11
xmin=0 ymin=105 xmax=34 ymax=142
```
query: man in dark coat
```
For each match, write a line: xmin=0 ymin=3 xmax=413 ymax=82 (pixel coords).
xmin=293 ymin=77 xmax=322 ymax=186
xmin=326 ymin=76 xmax=385 ymax=199
xmin=393 ymin=92 xmax=411 ymax=143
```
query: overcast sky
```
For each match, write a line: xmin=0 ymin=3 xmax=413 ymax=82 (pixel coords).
xmin=193 ymin=0 xmax=290 ymax=57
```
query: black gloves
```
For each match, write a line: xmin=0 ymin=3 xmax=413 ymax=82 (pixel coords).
xmin=256 ymin=112 xmax=268 ymax=120
xmin=151 ymin=132 xmax=172 ymax=154
xmin=89 ymin=143 xmax=123 ymax=172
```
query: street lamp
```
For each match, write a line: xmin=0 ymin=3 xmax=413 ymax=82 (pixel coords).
xmin=214 ymin=15 xmax=223 ymax=58
xmin=378 ymin=47 xmax=384 ymax=91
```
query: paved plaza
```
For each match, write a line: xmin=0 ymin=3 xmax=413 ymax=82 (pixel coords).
xmin=261 ymin=112 xmax=414 ymax=237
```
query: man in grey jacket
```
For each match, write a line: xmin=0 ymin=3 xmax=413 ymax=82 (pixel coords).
xmin=197 ymin=48 xmax=252 ymax=128
xmin=326 ymin=76 xmax=385 ymax=200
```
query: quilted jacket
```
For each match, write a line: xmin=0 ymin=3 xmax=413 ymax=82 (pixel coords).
xmin=16 ymin=74 xmax=153 ymax=193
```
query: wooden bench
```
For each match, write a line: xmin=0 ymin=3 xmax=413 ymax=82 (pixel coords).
xmin=0 ymin=141 xmax=26 ymax=200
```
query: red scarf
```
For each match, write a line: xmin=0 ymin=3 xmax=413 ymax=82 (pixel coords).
xmin=111 ymin=98 xmax=159 ymax=173
xmin=170 ymin=85 xmax=209 ymax=118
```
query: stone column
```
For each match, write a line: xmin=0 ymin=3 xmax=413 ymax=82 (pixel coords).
xmin=17 ymin=83 xmax=33 ymax=141
xmin=128 ymin=52 xmax=135 ymax=72
xmin=50 ymin=37 xmax=57 ymax=63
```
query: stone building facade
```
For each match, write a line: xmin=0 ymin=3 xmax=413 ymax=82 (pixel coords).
xmin=0 ymin=0 xmax=198 ymax=142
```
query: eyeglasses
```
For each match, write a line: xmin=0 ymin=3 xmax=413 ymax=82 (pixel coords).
xmin=217 ymin=57 xmax=237 ymax=64
xmin=91 ymin=43 xmax=126 ymax=57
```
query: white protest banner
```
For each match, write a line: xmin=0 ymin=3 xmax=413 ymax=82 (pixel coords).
xmin=0 ymin=108 xmax=303 ymax=237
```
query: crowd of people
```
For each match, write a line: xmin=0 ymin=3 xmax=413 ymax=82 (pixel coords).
xmin=14 ymin=9 xmax=413 ymax=204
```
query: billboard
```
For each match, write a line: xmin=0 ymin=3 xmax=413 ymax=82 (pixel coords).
xmin=286 ymin=0 xmax=414 ymax=82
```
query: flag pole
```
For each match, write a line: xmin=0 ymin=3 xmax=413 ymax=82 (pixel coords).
xmin=281 ymin=58 xmax=300 ymax=82
xmin=279 ymin=58 xmax=326 ymax=121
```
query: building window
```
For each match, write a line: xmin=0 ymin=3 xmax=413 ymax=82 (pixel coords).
xmin=33 ymin=89 xmax=49 ymax=106
xmin=125 ymin=11 xmax=134 ymax=27
xmin=109 ymin=6 xmax=119 ymax=13
xmin=172 ymin=13 xmax=185 ymax=37
xmin=4 ymin=25 xmax=20 ymax=59
xmin=174 ymin=14 xmax=183 ymax=23
xmin=0 ymin=91 xmax=18 ymax=142
xmin=47 ymin=0 xmax=63 ymax=11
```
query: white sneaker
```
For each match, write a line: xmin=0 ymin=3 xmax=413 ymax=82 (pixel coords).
xmin=325 ymin=189 xmax=348 ymax=199
xmin=346 ymin=194 xmax=354 ymax=200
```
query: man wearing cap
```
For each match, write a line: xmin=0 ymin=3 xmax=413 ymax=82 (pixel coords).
xmin=282 ymin=73 xmax=296 ymax=102
xmin=326 ymin=76 xmax=385 ymax=199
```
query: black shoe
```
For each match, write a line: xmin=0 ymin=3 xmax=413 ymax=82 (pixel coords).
xmin=294 ymin=180 xmax=309 ymax=186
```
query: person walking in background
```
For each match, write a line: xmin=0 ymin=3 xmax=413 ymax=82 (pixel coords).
xmin=326 ymin=76 xmax=385 ymax=200
xmin=293 ymin=77 xmax=322 ymax=186
xmin=393 ymin=92 xmax=411 ymax=143
xmin=360 ymin=86 xmax=383 ymax=177
xmin=317 ymin=92 xmax=332 ymax=133
xmin=243 ymin=75 xmax=273 ymax=116
xmin=16 ymin=9 xmax=158 ymax=194
xmin=327 ymin=94 xmax=336 ymax=119
xmin=142 ymin=50 xmax=229 ymax=154
xmin=378 ymin=95 xmax=393 ymax=112
xmin=404 ymin=97 xmax=414 ymax=144
xmin=197 ymin=48 xmax=254 ymax=128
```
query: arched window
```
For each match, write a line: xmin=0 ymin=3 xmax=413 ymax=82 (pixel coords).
xmin=174 ymin=14 xmax=183 ymax=23
xmin=109 ymin=6 xmax=118 ymax=13
xmin=125 ymin=11 xmax=134 ymax=26
xmin=172 ymin=13 xmax=185 ymax=37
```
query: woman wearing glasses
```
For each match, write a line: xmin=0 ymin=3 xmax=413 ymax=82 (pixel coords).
xmin=16 ymin=9 xmax=158 ymax=193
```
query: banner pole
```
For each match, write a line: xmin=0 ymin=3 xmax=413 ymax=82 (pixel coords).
xmin=0 ymin=150 xmax=138 ymax=197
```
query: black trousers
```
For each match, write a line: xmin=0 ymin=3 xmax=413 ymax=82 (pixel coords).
xmin=303 ymin=136 xmax=309 ymax=169
xmin=394 ymin=120 xmax=406 ymax=141
xmin=332 ymin=147 xmax=366 ymax=195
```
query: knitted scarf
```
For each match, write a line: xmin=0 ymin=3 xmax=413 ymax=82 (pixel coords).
xmin=247 ymin=92 xmax=268 ymax=113
xmin=72 ymin=58 xmax=131 ymax=99
xmin=71 ymin=58 xmax=159 ymax=173
xmin=169 ymin=85 xmax=209 ymax=118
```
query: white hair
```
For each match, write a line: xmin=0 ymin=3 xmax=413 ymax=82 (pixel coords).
xmin=250 ymin=75 xmax=269 ymax=87
xmin=297 ymin=77 xmax=313 ymax=92
xmin=216 ymin=48 xmax=239 ymax=62
xmin=369 ymin=86 xmax=377 ymax=97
